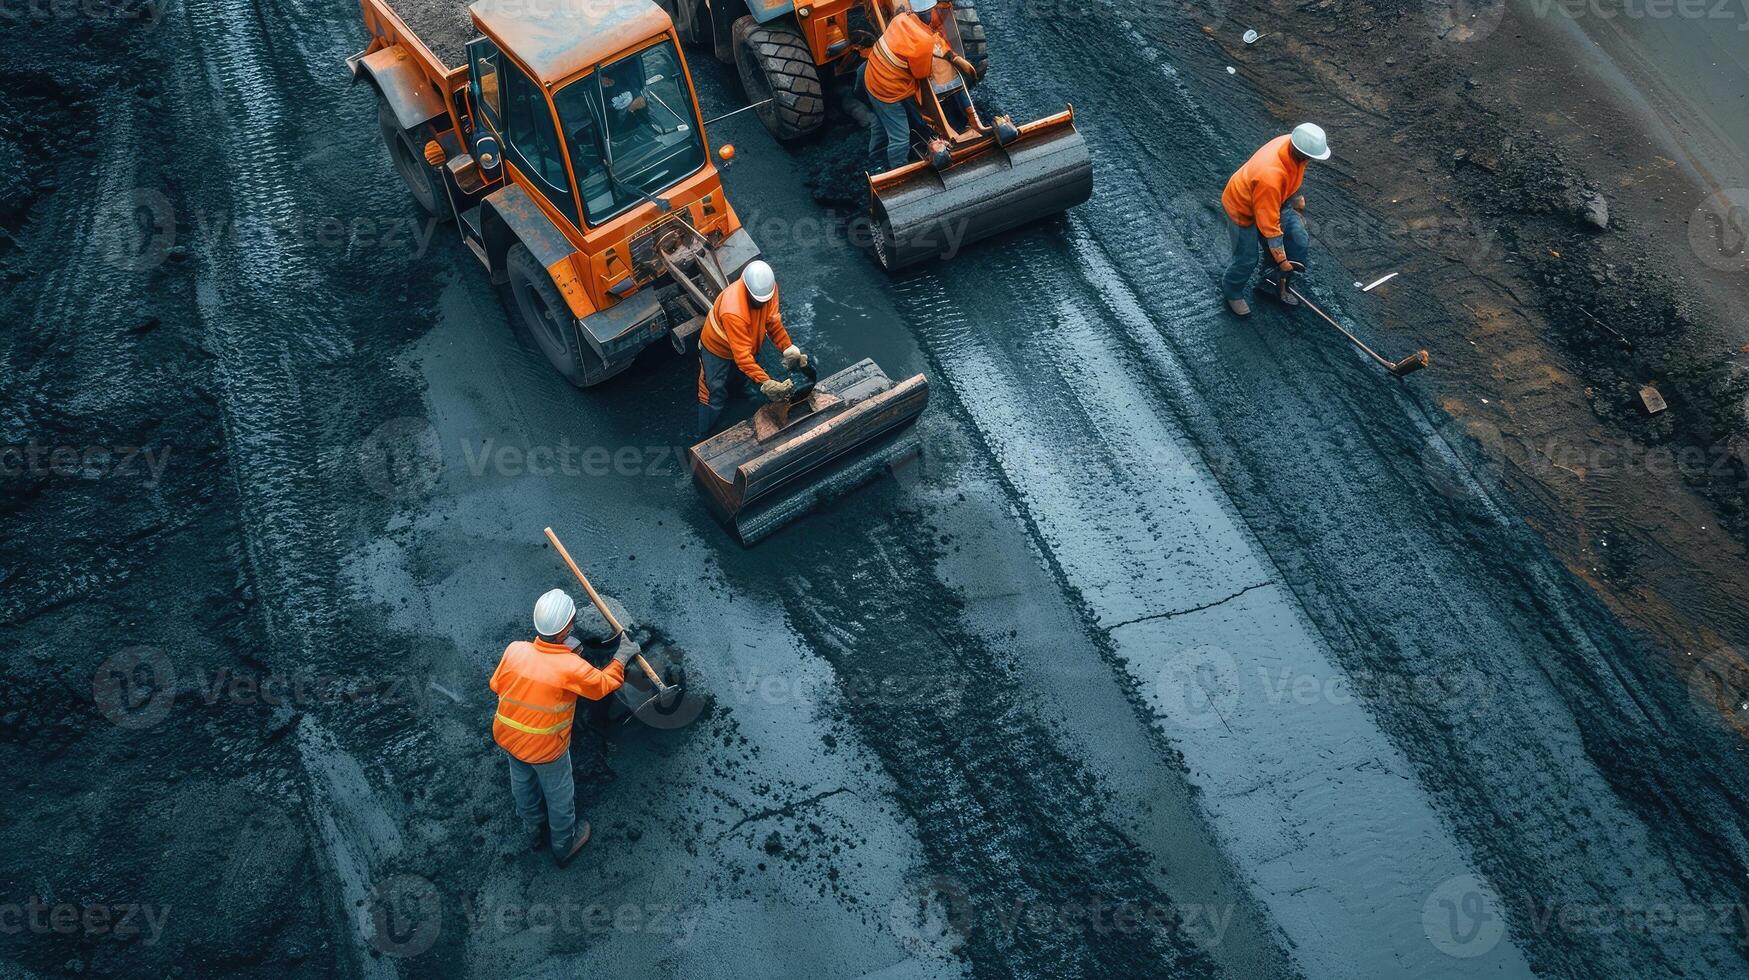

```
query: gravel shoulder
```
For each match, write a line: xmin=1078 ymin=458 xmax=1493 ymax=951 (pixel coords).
xmin=1189 ymin=0 xmax=1749 ymax=728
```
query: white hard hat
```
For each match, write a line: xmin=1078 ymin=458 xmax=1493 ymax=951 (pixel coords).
xmin=909 ymin=0 xmax=936 ymax=12
xmin=1291 ymin=123 xmax=1331 ymax=161
xmin=533 ymin=588 xmax=576 ymax=638
xmin=741 ymin=260 xmax=776 ymax=303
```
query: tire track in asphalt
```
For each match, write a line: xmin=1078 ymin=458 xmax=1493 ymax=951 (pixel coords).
xmin=780 ymin=524 xmax=1223 ymax=979
xmin=887 ymin=237 xmax=1533 ymax=975
xmin=6 ymin=98 xmax=164 ymax=621
xmin=372 ymin=272 xmax=969 ymax=978
xmin=166 ymin=2 xmax=401 ymax=975
xmin=971 ymin=1 xmax=1749 ymax=973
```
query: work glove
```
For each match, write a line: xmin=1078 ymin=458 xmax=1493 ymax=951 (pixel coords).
xmin=612 ymin=91 xmax=633 ymax=111
xmin=782 ymin=345 xmax=808 ymax=370
xmin=612 ymin=636 xmax=640 ymax=667
xmin=952 ymin=56 xmax=981 ymax=81
xmin=1276 ymin=258 xmax=1297 ymax=274
xmin=760 ymin=378 xmax=795 ymax=399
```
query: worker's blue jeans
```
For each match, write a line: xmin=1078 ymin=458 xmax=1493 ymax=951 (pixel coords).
xmin=505 ymin=748 xmax=575 ymax=857
xmin=1222 ymin=207 xmax=1309 ymax=301
xmin=861 ymin=65 xmax=912 ymax=172
xmin=696 ymin=348 xmax=747 ymax=437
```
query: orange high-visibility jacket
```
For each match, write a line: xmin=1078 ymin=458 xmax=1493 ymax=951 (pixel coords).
xmin=489 ymin=638 xmax=625 ymax=764
xmin=1221 ymin=135 xmax=1307 ymax=255
xmin=865 ymin=10 xmax=935 ymax=104
xmin=701 ymin=280 xmax=793 ymax=386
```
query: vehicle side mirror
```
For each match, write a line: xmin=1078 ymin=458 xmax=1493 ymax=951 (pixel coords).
xmin=473 ymin=132 xmax=502 ymax=172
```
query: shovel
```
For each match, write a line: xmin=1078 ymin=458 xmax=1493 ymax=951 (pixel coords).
xmin=1289 ymin=284 xmax=1430 ymax=377
xmin=1267 ymin=265 xmax=1429 ymax=377
xmin=542 ymin=527 xmax=682 ymax=719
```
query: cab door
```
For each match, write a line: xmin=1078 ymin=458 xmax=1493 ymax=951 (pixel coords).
xmin=468 ymin=39 xmax=587 ymax=238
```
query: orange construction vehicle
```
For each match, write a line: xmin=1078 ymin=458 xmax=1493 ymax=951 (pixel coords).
xmin=658 ymin=0 xmax=1092 ymax=268
xmin=350 ymin=0 xmax=928 ymax=543
xmin=351 ymin=0 xmax=763 ymax=387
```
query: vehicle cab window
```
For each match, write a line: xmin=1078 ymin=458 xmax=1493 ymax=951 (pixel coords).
xmin=467 ymin=38 xmax=503 ymax=131
xmin=500 ymin=62 xmax=581 ymax=228
xmin=552 ymin=39 xmax=705 ymax=227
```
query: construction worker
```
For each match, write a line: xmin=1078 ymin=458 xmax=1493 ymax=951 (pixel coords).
xmin=490 ymin=588 xmax=637 ymax=868
xmin=696 ymin=260 xmax=809 ymax=437
xmin=862 ymin=0 xmax=938 ymax=172
xmin=924 ymin=5 xmax=984 ymax=133
xmin=1219 ymin=123 xmax=1330 ymax=316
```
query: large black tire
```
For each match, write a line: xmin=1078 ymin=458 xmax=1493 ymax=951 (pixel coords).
xmin=951 ymin=0 xmax=988 ymax=85
xmin=506 ymin=244 xmax=628 ymax=388
xmin=731 ymin=16 xmax=825 ymax=141
xmin=376 ymin=98 xmax=449 ymax=221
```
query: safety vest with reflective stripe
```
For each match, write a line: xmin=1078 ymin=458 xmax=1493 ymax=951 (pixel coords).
xmin=865 ymin=11 xmax=935 ymax=104
xmin=489 ymin=638 xmax=626 ymax=764
xmin=701 ymin=280 xmax=792 ymax=386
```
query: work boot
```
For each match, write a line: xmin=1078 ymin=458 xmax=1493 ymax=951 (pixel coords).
xmin=552 ymin=821 xmax=592 ymax=869
xmin=528 ymin=822 xmax=548 ymax=852
xmin=1225 ymin=297 xmax=1251 ymax=317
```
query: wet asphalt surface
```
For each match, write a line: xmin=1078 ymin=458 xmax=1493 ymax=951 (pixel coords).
xmin=41 ymin=0 xmax=1749 ymax=975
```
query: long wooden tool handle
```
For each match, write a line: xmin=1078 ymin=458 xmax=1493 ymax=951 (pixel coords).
xmin=633 ymin=654 xmax=669 ymax=692
xmin=543 ymin=527 xmax=670 ymax=691
xmin=543 ymin=526 xmax=624 ymax=635
xmin=1289 ymin=286 xmax=1398 ymax=371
